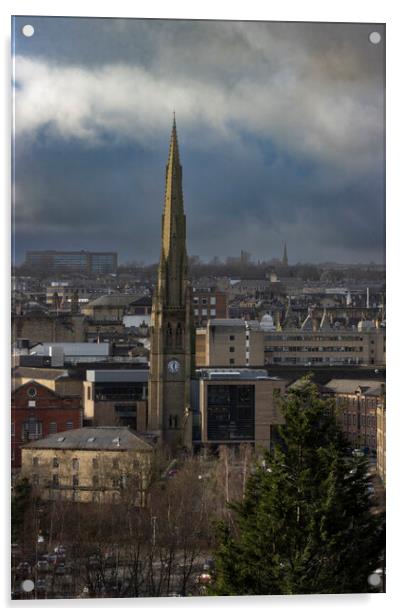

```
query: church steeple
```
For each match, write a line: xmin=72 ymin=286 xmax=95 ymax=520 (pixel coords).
xmin=158 ymin=116 xmax=187 ymax=307
xmin=149 ymin=117 xmax=194 ymax=450
xmin=282 ymin=241 xmax=288 ymax=267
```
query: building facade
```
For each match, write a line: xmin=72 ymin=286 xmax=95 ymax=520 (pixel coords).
xmin=376 ymin=396 xmax=386 ymax=485
xmin=11 ymin=381 xmax=82 ymax=470
xmin=325 ymin=379 xmax=385 ymax=454
xmin=196 ymin=319 xmax=264 ymax=368
xmin=20 ymin=427 xmax=153 ymax=505
xmin=83 ymin=369 xmax=148 ymax=430
xmin=25 ymin=251 xmax=118 ymax=274
xmin=196 ymin=369 xmax=285 ymax=450
xmin=192 ymin=287 xmax=227 ymax=327
xmin=148 ymin=119 xmax=195 ymax=449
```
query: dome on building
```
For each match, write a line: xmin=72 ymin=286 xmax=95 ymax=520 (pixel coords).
xmin=260 ymin=313 xmax=275 ymax=331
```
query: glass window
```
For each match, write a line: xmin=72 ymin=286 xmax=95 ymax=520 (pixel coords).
xmin=113 ymin=458 xmax=119 ymax=469
xmin=48 ymin=421 xmax=57 ymax=434
xmin=210 ymin=309 xmax=216 ymax=316
xmin=72 ymin=458 xmax=79 ymax=470
xmin=52 ymin=474 xmax=59 ymax=487
xmin=52 ymin=458 xmax=59 ymax=468
xmin=72 ymin=475 xmax=79 ymax=487
xmin=32 ymin=457 xmax=39 ymax=466
xmin=66 ymin=421 xmax=74 ymax=430
xmin=93 ymin=458 xmax=99 ymax=469
xmin=210 ymin=297 xmax=216 ymax=305
xmin=92 ymin=476 xmax=99 ymax=487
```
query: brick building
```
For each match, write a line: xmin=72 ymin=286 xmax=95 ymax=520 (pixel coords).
xmin=11 ymin=381 xmax=82 ymax=470
xmin=192 ymin=288 xmax=227 ymax=327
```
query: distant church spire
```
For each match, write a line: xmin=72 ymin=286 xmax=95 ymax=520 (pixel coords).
xmin=282 ymin=241 xmax=288 ymax=267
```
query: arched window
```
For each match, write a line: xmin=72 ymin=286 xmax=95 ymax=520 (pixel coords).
xmin=166 ymin=322 xmax=173 ymax=346
xmin=176 ymin=322 xmax=183 ymax=348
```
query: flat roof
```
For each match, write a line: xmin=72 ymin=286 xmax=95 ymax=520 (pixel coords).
xmin=86 ymin=369 xmax=149 ymax=382
xmin=197 ymin=368 xmax=281 ymax=381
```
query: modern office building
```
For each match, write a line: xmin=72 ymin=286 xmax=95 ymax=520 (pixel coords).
xmin=25 ymin=250 xmax=118 ymax=274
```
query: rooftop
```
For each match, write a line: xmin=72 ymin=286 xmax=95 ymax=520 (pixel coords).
xmin=21 ymin=427 xmax=154 ymax=452
xmin=85 ymin=294 xmax=141 ymax=308
xmin=324 ymin=379 xmax=385 ymax=396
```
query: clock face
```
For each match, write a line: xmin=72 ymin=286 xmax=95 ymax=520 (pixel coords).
xmin=167 ymin=359 xmax=180 ymax=374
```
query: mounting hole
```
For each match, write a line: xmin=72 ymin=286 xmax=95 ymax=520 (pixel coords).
xmin=21 ymin=579 xmax=35 ymax=593
xmin=22 ymin=24 xmax=35 ymax=37
xmin=369 ymin=31 xmax=381 ymax=45
xmin=368 ymin=572 xmax=382 ymax=587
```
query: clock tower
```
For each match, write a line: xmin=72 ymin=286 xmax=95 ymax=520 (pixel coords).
xmin=148 ymin=117 xmax=195 ymax=450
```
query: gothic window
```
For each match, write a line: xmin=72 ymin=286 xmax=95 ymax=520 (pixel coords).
xmin=166 ymin=322 xmax=173 ymax=346
xmin=176 ymin=322 xmax=183 ymax=348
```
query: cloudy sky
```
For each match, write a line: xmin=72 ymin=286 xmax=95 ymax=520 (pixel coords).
xmin=12 ymin=17 xmax=385 ymax=265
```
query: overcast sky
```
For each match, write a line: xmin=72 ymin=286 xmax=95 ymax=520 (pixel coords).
xmin=12 ymin=17 xmax=385 ymax=265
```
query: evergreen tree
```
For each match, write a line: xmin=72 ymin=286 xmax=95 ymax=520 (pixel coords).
xmin=11 ymin=477 xmax=32 ymax=543
xmin=212 ymin=377 xmax=385 ymax=595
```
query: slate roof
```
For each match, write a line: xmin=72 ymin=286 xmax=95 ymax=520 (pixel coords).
xmin=85 ymin=294 xmax=140 ymax=308
xmin=324 ymin=379 xmax=385 ymax=396
xmin=21 ymin=427 xmax=154 ymax=452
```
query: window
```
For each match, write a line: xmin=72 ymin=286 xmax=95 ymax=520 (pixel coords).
xmin=113 ymin=458 xmax=119 ymax=469
xmin=92 ymin=476 xmax=99 ymax=487
xmin=230 ymin=335 xmax=235 ymax=341
xmin=72 ymin=475 xmax=79 ymax=488
xmin=210 ymin=309 xmax=216 ymax=316
xmin=52 ymin=474 xmax=59 ymax=487
xmin=193 ymin=297 xmax=199 ymax=304
xmin=72 ymin=458 xmax=79 ymax=471
xmin=66 ymin=421 xmax=74 ymax=430
xmin=112 ymin=478 xmax=120 ymax=488
xmin=194 ymin=309 xmax=199 ymax=316
xmin=201 ymin=309 xmax=208 ymax=316
xmin=229 ymin=358 xmax=235 ymax=365
xmin=229 ymin=347 xmax=235 ymax=353
xmin=27 ymin=387 xmax=37 ymax=398
xmin=87 ymin=386 xmax=92 ymax=401
xmin=32 ymin=457 xmax=39 ymax=467
xmin=92 ymin=458 xmax=99 ymax=469
xmin=210 ymin=297 xmax=216 ymax=305
xmin=202 ymin=298 xmax=207 ymax=305
xmin=28 ymin=400 xmax=36 ymax=408
xmin=32 ymin=475 xmax=39 ymax=486
xmin=52 ymin=458 xmax=59 ymax=468
xmin=49 ymin=421 xmax=57 ymax=434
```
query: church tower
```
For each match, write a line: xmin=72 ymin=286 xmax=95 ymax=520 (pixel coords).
xmin=282 ymin=241 xmax=288 ymax=267
xmin=148 ymin=117 xmax=194 ymax=450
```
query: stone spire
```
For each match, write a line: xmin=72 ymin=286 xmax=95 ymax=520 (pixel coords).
xmin=282 ymin=241 xmax=288 ymax=267
xmin=158 ymin=116 xmax=187 ymax=307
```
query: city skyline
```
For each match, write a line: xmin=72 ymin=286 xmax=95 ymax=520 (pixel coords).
xmin=12 ymin=18 xmax=385 ymax=265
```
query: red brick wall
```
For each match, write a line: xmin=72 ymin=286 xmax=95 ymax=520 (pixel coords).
xmin=11 ymin=382 xmax=82 ymax=469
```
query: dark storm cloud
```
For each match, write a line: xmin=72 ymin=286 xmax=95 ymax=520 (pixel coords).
xmin=12 ymin=17 xmax=385 ymax=264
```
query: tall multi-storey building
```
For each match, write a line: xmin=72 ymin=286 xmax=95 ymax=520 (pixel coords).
xmin=192 ymin=287 xmax=227 ymax=326
xmin=148 ymin=118 xmax=194 ymax=449
xmin=25 ymin=250 xmax=118 ymax=274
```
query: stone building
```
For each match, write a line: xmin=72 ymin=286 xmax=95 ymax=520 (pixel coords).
xmin=325 ymin=379 xmax=385 ymax=454
xmin=83 ymin=369 xmax=148 ymax=430
xmin=195 ymin=369 xmax=285 ymax=451
xmin=12 ymin=381 xmax=82 ymax=470
xmin=148 ymin=118 xmax=194 ymax=449
xmin=20 ymin=427 xmax=153 ymax=505
xmin=196 ymin=319 xmax=264 ymax=368
xmin=376 ymin=395 xmax=386 ymax=485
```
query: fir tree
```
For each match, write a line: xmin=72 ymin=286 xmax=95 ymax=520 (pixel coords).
xmin=212 ymin=377 xmax=385 ymax=595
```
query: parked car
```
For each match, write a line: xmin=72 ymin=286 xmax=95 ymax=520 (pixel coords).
xmin=16 ymin=562 xmax=31 ymax=577
xmin=55 ymin=563 xmax=68 ymax=575
xmin=36 ymin=578 xmax=47 ymax=592
xmin=54 ymin=545 xmax=67 ymax=556
xmin=36 ymin=560 xmax=50 ymax=573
